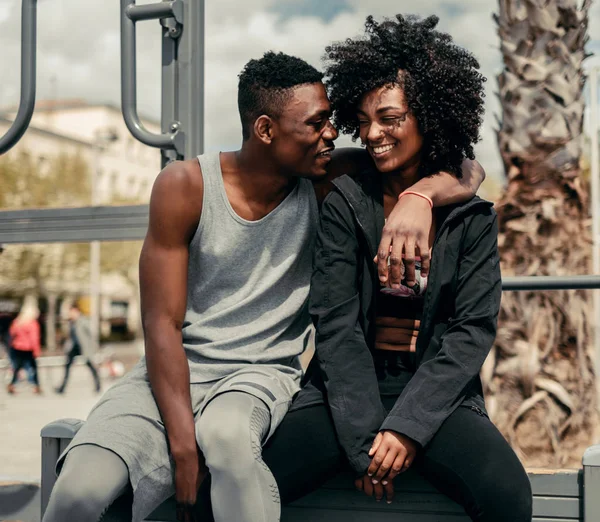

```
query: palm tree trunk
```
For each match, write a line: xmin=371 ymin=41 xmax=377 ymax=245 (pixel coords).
xmin=491 ymin=0 xmax=597 ymax=467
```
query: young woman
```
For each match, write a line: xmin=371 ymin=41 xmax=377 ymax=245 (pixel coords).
xmin=309 ymin=15 xmax=532 ymax=521
xmin=7 ymin=295 xmax=42 ymax=394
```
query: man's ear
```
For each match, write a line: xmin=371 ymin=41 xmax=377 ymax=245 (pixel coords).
xmin=254 ymin=115 xmax=275 ymax=144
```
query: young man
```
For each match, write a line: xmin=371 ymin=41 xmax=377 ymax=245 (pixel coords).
xmin=43 ymin=52 xmax=483 ymax=522
xmin=55 ymin=303 xmax=101 ymax=394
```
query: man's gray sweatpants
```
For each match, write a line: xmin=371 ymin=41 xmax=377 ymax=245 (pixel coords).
xmin=43 ymin=391 xmax=279 ymax=522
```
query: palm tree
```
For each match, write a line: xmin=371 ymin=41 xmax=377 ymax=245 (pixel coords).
xmin=490 ymin=0 xmax=596 ymax=467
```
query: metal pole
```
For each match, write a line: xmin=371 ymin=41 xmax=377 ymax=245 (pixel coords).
xmin=0 ymin=0 xmax=37 ymax=154
xmin=590 ymin=67 xmax=600 ymax=403
xmin=177 ymin=0 xmax=204 ymax=159
xmin=126 ymin=0 xmax=182 ymax=22
xmin=120 ymin=0 xmax=183 ymax=152
xmin=501 ymin=274 xmax=600 ymax=291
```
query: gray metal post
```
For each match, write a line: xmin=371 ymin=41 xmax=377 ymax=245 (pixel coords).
xmin=0 ymin=0 xmax=37 ymax=154
xmin=120 ymin=0 xmax=183 ymax=153
xmin=160 ymin=0 xmax=205 ymax=166
xmin=177 ymin=0 xmax=205 ymax=160
xmin=583 ymin=445 xmax=600 ymax=521
xmin=160 ymin=2 xmax=181 ymax=167
xmin=120 ymin=0 xmax=204 ymax=164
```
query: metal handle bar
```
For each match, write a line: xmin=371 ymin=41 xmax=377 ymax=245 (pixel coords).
xmin=0 ymin=0 xmax=37 ymax=155
xmin=502 ymin=275 xmax=600 ymax=291
xmin=120 ymin=0 xmax=184 ymax=153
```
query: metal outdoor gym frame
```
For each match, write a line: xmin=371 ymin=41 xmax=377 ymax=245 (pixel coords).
xmin=0 ymin=0 xmax=599 ymax=295
xmin=0 ymin=0 xmax=204 ymax=243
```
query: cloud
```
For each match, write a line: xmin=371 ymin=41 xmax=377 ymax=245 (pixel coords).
xmin=1 ymin=0 xmax=598 ymax=182
xmin=269 ymin=0 xmax=353 ymax=23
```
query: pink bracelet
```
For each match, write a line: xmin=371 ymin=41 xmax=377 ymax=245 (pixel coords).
xmin=399 ymin=190 xmax=433 ymax=209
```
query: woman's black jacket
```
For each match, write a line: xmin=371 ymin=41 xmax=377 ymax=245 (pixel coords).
xmin=308 ymin=171 xmax=502 ymax=475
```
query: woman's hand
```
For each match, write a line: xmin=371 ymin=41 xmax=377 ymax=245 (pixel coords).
xmin=367 ymin=430 xmax=418 ymax=484
xmin=354 ymin=473 xmax=395 ymax=503
xmin=375 ymin=195 xmax=432 ymax=288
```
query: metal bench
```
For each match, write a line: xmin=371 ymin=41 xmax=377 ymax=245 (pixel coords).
xmin=41 ymin=418 xmax=600 ymax=521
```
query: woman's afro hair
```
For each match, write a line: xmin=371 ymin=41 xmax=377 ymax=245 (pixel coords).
xmin=325 ymin=14 xmax=486 ymax=177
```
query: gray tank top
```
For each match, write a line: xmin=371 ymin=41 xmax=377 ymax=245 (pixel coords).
xmin=182 ymin=153 xmax=318 ymax=388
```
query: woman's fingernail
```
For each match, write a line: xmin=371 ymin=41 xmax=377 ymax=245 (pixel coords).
xmin=372 ymin=479 xmax=378 ymax=484
xmin=387 ymin=500 xmax=392 ymax=504
xmin=382 ymin=481 xmax=388 ymax=485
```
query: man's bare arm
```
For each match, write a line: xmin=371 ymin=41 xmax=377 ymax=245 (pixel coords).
xmin=139 ymin=160 xmax=204 ymax=514
xmin=315 ymin=150 xmax=484 ymax=204
xmin=407 ymin=158 xmax=485 ymax=206
xmin=316 ymin=149 xmax=485 ymax=286
xmin=377 ymin=158 xmax=485 ymax=287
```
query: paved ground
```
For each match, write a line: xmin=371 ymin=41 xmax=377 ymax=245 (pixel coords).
xmin=0 ymin=341 xmax=143 ymax=482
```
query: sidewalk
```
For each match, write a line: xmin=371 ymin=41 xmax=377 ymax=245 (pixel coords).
xmin=0 ymin=340 xmax=143 ymax=481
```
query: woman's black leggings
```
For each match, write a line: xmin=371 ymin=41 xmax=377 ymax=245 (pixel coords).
xmin=404 ymin=404 xmax=532 ymax=521
xmin=269 ymin=401 xmax=531 ymax=522
xmin=10 ymin=349 xmax=39 ymax=386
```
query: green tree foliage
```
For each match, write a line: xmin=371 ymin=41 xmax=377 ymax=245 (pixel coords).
xmin=0 ymin=149 xmax=91 ymax=209
xmin=0 ymin=149 xmax=143 ymax=293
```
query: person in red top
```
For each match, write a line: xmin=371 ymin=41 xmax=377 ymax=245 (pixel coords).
xmin=7 ymin=296 xmax=42 ymax=394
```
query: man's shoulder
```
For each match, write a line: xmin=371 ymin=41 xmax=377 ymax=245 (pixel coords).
xmin=155 ymin=158 xmax=203 ymax=198
xmin=148 ymin=158 xmax=204 ymax=241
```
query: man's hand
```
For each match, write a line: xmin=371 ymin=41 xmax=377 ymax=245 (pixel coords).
xmin=174 ymin=446 xmax=208 ymax=522
xmin=376 ymin=195 xmax=432 ymax=288
xmin=354 ymin=473 xmax=394 ymax=504
xmin=367 ymin=430 xmax=418 ymax=485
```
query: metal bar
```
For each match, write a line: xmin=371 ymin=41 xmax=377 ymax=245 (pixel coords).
xmin=0 ymin=0 xmax=37 ymax=154
xmin=160 ymin=5 xmax=180 ymax=167
xmin=502 ymin=275 xmax=600 ymax=291
xmin=0 ymin=205 xmax=149 ymax=243
xmin=120 ymin=0 xmax=183 ymax=153
xmin=126 ymin=0 xmax=182 ymax=23
xmin=178 ymin=0 xmax=205 ymax=159
xmin=2 ymin=206 xmax=600 ymax=291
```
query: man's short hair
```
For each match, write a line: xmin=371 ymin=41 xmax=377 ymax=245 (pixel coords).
xmin=238 ymin=51 xmax=323 ymax=141
xmin=70 ymin=303 xmax=80 ymax=311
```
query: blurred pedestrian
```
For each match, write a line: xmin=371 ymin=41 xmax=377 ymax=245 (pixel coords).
xmin=7 ymin=296 xmax=42 ymax=394
xmin=55 ymin=303 xmax=101 ymax=394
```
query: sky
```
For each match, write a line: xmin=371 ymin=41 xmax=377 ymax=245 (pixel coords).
xmin=1 ymin=0 xmax=600 ymax=181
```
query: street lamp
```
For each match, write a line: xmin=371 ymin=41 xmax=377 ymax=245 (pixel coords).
xmin=90 ymin=128 xmax=119 ymax=354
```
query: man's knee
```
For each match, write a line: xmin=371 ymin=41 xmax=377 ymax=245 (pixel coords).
xmin=45 ymin=472 xmax=111 ymax=521
xmin=198 ymin=400 xmax=269 ymax=474
xmin=44 ymin=445 xmax=129 ymax=522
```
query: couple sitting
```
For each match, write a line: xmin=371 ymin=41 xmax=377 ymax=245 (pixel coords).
xmin=43 ymin=14 xmax=532 ymax=522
